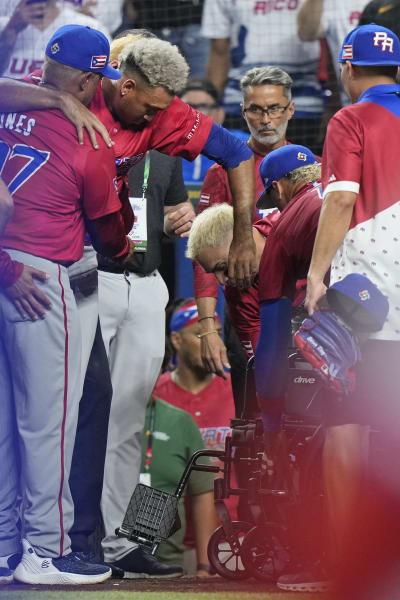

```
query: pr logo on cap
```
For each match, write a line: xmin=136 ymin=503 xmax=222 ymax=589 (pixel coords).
xmin=90 ymin=55 xmax=107 ymax=68
xmin=373 ymin=31 xmax=394 ymax=52
xmin=297 ymin=152 xmax=307 ymax=161
xmin=51 ymin=42 xmax=59 ymax=55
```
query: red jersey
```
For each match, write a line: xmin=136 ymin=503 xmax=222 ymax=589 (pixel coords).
xmin=258 ymin=182 xmax=323 ymax=302
xmin=89 ymin=84 xmax=213 ymax=181
xmin=193 ymin=148 xmax=280 ymax=300
xmin=224 ymin=214 xmax=280 ymax=358
xmin=26 ymin=73 xmax=214 ymax=195
xmin=0 ymin=110 xmax=120 ymax=264
xmin=154 ymin=371 xmax=237 ymax=516
xmin=322 ymin=84 xmax=400 ymax=340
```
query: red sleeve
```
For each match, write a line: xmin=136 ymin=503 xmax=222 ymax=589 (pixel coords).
xmin=225 ymin=284 xmax=260 ymax=359
xmin=149 ymin=97 xmax=214 ymax=161
xmin=322 ymin=108 xmax=363 ymax=192
xmin=253 ymin=212 xmax=280 ymax=236
xmin=0 ymin=249 xmax=24 ymax=288
xmin=86 ymin=212 xmax=129 ymax=260
xmin=193 ymin=260 xmax=219 ymax=299
xmin=198 ymin=163 xmax=232 ymax=211
xmin=75 ymin=146 xmax=122 ymax=220
xmin=193 ymin=164 xmax=231 ymax=299
xmin=22 ymin=70 xmax=42 ymax=84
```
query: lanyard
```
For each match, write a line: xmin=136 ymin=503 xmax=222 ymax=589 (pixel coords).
xmin=144 ymin=395 xmax=156 ymax=472
xmin=142 ymin=152 xmax=150 ymax=199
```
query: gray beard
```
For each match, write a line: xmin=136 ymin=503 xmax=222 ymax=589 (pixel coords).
xmin=247 ymin=119 xmax=289 ymax=147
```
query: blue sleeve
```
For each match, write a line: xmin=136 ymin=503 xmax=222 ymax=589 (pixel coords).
xmin=202 ymin=122 xmax=253 ymax=169
xmin=255 ymin=298 xmax=292 ymax=432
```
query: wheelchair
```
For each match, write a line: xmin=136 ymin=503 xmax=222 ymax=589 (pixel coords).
xmin=117 ymin=339 xmax=326 ymax=583
xmin=205 ymin=349 xmax=326 ymax=582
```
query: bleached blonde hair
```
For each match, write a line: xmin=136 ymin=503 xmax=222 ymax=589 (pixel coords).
xmin=109 ymin=34 xmax=143 ymax=62
xmin=283 ymin=163 xmax=321 ymax=184
xmin=186 ymin=204 xmax=234 ymax=261
xmin=118 ymin=37 xmax=189 ymax=94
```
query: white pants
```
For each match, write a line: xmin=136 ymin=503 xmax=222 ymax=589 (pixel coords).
xmin=98 ymin=269 xmax=169 ymax=561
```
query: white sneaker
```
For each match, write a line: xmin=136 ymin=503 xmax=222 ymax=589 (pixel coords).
xmin=13 ymin=539 xmax=111 ymax=585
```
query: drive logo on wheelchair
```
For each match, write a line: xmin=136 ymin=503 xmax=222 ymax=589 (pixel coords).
xmin=293 ymin=375 xmax=316 ymax=384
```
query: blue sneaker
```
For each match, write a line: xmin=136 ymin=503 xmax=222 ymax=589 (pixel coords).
xmin=13 ymin=539 xmax=111 ymax=585
xmin=0 ymin=552 xmax=21 ymax=584
xmin=75 ymin=551 xmax=124 ymax=579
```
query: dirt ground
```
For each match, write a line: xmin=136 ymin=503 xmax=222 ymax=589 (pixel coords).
xmin=2 ymin=575 xmax=288 ymax=594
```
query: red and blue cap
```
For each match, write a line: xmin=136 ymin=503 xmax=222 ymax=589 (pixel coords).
xmin=257 ymin=144 xmax=318 ymax=209
xmin=339 ymin=23 xmax=400 ymax=66
xmin=45 ymin=24 xmax=121 ymax=80
xmin=170 ymin=301 xmax=220 ymax=333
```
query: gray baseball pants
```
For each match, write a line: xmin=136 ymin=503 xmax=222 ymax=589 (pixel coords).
xmin=0 ymin=250 xmax=81 ymax=558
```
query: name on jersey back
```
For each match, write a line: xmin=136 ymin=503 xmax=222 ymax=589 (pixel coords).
xmin=0 ymin=113 xmax=36 ymax=137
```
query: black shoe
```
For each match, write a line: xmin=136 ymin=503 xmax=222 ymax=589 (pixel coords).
xmin=75 ymin=551 xmax=125 ymax=579
xmin=109 ymin=547 xmax=183 ymax=579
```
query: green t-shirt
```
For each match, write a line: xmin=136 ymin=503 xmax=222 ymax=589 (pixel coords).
xmin=140 ymin=397 xmax=215 ymax=565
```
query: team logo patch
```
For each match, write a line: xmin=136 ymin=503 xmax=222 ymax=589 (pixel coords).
xmin=90 ymin=55 xmax=107 ymax=68
xmin=199 ymin=193 xmax=210 ymax=205
xmin=359 ymin=289 xmax=370 ymax=301
xmin=50 ymin=42 xmax=59 ymax=55
xmin=342 ymin=45 xmax=353 ymax=59
xmin=297 ymin=152 xmax=307 ymax=161
xmin=373 ymin=31 xmax=394 ymax=52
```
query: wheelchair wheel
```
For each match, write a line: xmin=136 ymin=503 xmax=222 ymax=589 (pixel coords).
xmin=207 ymin=521 xmax=252 ymax=580
xmin=241 ymin=523 xmax=290 ymax=582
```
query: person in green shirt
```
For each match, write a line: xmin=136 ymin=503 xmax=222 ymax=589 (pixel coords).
xmin=140 ymin=396 xmax=219 ymax=576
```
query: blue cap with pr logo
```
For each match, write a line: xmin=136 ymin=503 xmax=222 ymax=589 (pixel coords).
xmin=45 ymin=25 xmax=121 ymax=80
xmin=339 ymin=23 xmax=400 ymax=65
xmin=257 ymin=144 xmax=318 ymax=209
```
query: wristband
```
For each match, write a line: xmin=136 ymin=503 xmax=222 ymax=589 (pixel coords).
xmin=197 ymin=330 xmax=219 ymax=339
xmin=198 ymin=316 xmax=215 ymax=322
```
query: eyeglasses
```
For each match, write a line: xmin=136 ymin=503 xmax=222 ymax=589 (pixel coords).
xmin=242 ymin=101 xmax=291 ymax=119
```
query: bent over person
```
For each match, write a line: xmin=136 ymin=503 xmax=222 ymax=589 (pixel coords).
xmin=0 ymin=25 xmax=133 ymax=586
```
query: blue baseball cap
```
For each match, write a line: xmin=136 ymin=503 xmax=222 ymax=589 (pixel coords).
xmin=257 ymin=144 xmax=318 ymax=209
xmin=45 ymin=25 xmax=121 ymax=80
xmin=339 ymin=23 xmax=400 ymax=65
xmin=326 ymin=273 xmax=389 ymax=332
